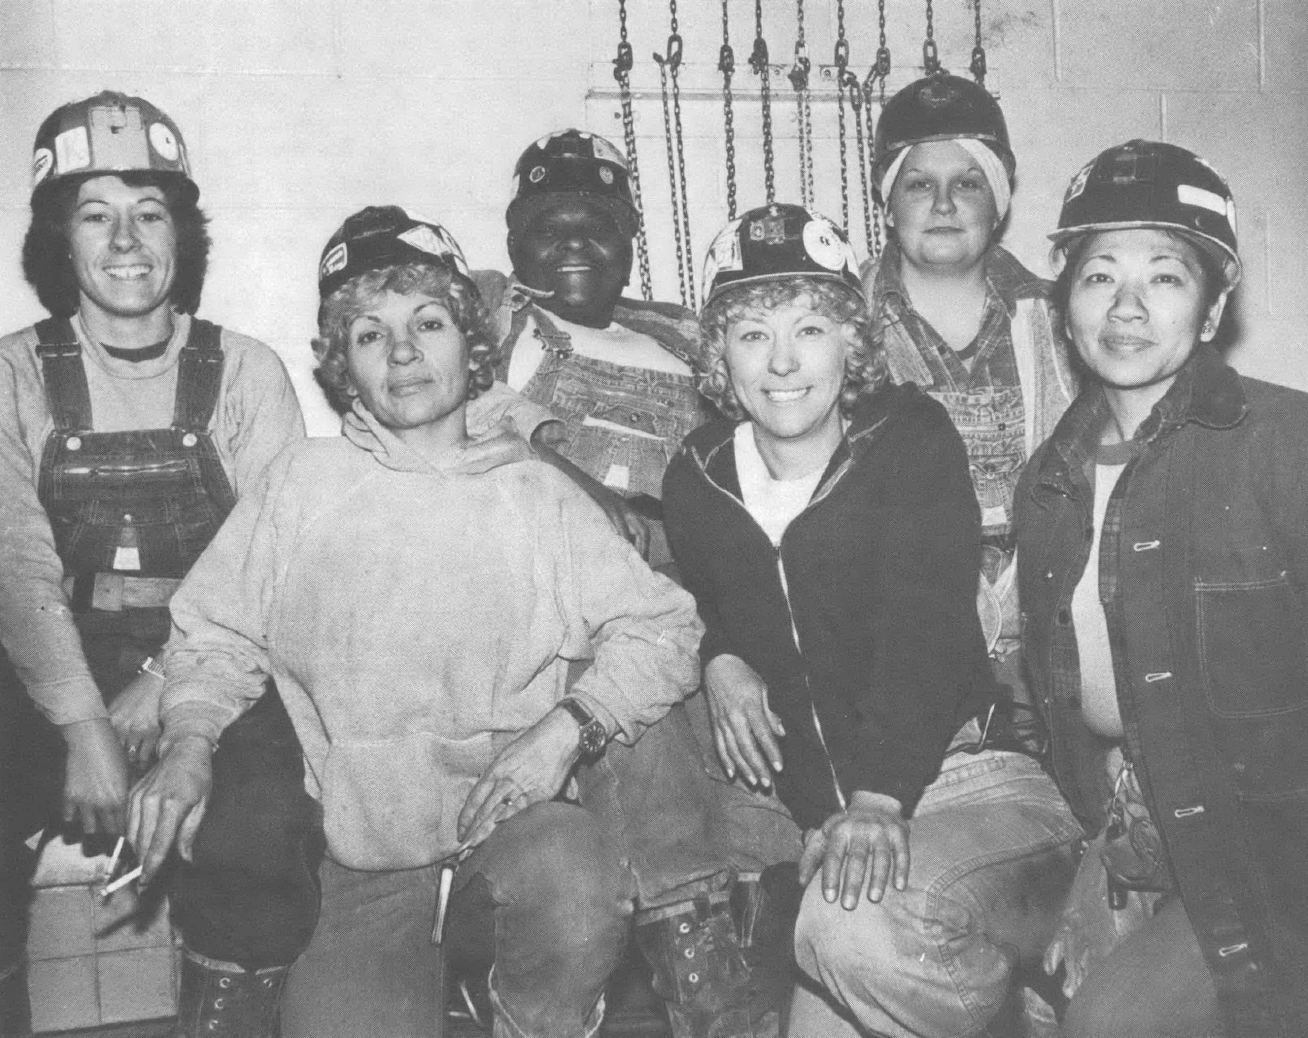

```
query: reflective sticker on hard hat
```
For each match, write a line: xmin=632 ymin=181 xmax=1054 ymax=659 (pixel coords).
xmin=320 ymin=242 xmax=348 ymax=280
xmin=803 ymin=219 xmax=849 ymax=271
xmin=1226 ymin=198 xmax=1238 ymax=236
xmin=55 ymin=127 xmax=91 ymax=174
xmin=1177 ymin=183 xmax=1229 ymax=219
xmin=398 ymin=225 xmax=468 ymax=275
xmin=1064 ymin=161 xmax=1093 ymax=203
xmin=590 ymin=136 xmax=626 ymax=167
xmin=702 ymin=223 xmax=743 ymax=294
xmin=30 ymin=148 xmax=54 ymax=188
xmin=599 ymin=167 xmax=614 ymax=185
xmin=529 ymin=165 xmax=546 ymax=184
xmin=603 ymin=463 xmax=630 ymax=490
xmin=148 ymin=122 xmax=180 ymax=162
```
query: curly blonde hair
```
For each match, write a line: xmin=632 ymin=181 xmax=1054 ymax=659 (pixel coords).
xmin=312 ymin=264 xmax=499 ymax=415
xmin=698 ymin=278 xmax=885 ymax=420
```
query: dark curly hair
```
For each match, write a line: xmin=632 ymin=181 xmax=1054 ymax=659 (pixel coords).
xmin=22 ymin=172 xmax=210 ymax=318
xmin=698 ymin=277 xmax=885 ymax=420
xmin=312 ymin=263 xmax=499 ymax=416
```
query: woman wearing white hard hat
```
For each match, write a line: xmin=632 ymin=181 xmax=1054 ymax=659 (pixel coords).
xmin=1018 ymin=140 xmax=1308 ymax=1036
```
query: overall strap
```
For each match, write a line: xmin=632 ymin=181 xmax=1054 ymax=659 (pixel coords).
xmin=173 ymin=318 xmax=225 ymax=431
xmin=34 ymin=317 xmax=92 ymax=432
xmin=526 ymin=305 xmax=573 ymax=358
xmin=494 ymin=304 xmax=534 ymax=381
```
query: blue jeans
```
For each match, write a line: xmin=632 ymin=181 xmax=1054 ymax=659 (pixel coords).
xmin=790 ymin=749 xmax=1081 ymax=1038
xmin=280 ymin=801 xmax=633 ymax=1038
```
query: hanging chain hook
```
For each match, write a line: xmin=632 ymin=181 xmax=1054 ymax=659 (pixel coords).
xmin=791 ymin=0 xmax=815 ymax=209
xmin=970 ymin=0 xmax=988 ymax=85
xmin=750 ymin=0 xmax=776 ymax=205
xmin=654 ymin=0 xmax=695 ymax=309
xmin=718 ymin=0 xmax=738 ymax=220
xmin=923 ymin=0 xmax=941 ymax=75
xmin=612 ymin=0 xmax=651 ymax=299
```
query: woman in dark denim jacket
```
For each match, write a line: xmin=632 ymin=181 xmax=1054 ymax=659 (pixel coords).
xmin=1017 ymin=140 xmax=1308 ymax=1037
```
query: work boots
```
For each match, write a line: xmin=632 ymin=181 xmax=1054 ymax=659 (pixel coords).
xmin=174 ymin=951 xmax=290 ymax=1038
xmin=635 ymin=891 xmax=755 ymax=1038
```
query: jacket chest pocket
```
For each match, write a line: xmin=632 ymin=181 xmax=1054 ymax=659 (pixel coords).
xmin=1196 ymin=574 xmax=1308 ymax=800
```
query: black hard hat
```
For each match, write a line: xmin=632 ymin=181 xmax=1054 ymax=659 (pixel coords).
xmin=1050 ymin=140 xmax=1241 ymax=288
xmin=506 ymin=129 xmax=639 ymax=238
xmin=319 ymin=206 xmax=470 ymax=299
xmin=872 ymin=74 xmax=1014 ymax=201
xmin=31 ymin=91 xmax=197 ymax=203
xmin=702 ymin=203 xmax=862 ymax=308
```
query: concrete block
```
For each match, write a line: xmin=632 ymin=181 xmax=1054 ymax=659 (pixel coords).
xmin=209 ymin=0 xmax=335 ymax=75
xmin=1263 ymin=0 xmax=1308 ymax=93
xmin=0 ymin=2 xmax=56 ymax=69
xmin=94 ymin=883 xmax=174 ymax=953
xmin=98 ymin=947 xmax=179 ymax=1024
xmin=27 ymin=955 xmax=99 ymax=1033
xmin=1164 ymin=92 xmax=1308 ymax=206
xmin=27 ymin=886 xmax=95 ymax=960
xmin=1267 ymin=207 xmax=1308 ymax=318
xmin=53 ymin=2 xmax=217 ymax=71
xmin=1057 ymin=0 xmax=1259 ymax=91
xmin=1228 ymin=318 xmax=1308 ymax=393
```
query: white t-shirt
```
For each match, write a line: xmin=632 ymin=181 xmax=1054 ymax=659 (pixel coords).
xmin=734 ymin=422 xmax=826 ymax=546
xmin=1072 ymin=454 xmax=1130 ymax=738
xmin=505 ymin=309 xmax=692 ymax=391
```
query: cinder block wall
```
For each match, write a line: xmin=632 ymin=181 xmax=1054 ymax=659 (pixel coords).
xmin=2 ymin=1 xmax=1304 ymax=435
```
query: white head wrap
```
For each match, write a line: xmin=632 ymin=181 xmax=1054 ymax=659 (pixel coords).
xmin=880 ymin=138 xmax=1012 ymax=221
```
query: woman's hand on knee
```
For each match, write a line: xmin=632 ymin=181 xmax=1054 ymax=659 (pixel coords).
xmin=127 ymin=735 xmax=213 ymax=884
xmin=798 ymin=792 xmax=909 ymax=910
xmin=456 ymin=707 xmax=583 ymax=852
xmin=703 ymin=654 xmax=785 ymax=789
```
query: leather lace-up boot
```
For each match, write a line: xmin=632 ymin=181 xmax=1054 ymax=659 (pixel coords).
xmin=174 ymin=950 xmax=290 ymax=1038
xmin=635 ymin=893 xmax=754 ymax=1038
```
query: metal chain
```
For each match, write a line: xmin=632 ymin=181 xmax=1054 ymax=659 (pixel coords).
xmin=923 ymin=0 xmax=941 ymax=75
xmin=654 ymin=6 xmax=694 ymax=310
xmin=847 ymin=84 xmax=873 ymax=256
xmin=789 ymin=0 xmax=815 ymax=209
xmin=866 ymin=0 xmax=890 ymax=254
xmin=863 ymin=89 xmax=883 ymax=256
xmin=719 ymin=0 xmax=738 ymax=220
xmin=834 ymin=0 xmax=852 ymax=232
xmin=970 ymin=0 xmax=988 ymax=85
xmin=613 ymin=0 xmax=652 ymax=299
xmin=749 ymin=0 xmax=776 ymax=204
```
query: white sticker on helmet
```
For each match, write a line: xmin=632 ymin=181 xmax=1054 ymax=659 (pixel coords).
xmin=1064 ymin=161 xmax=1093 ymax=203
xmin=803 ymin=218 xmax=849 ymax=272
xmin=599 ymin=167 xmax=614 ymax=185
xmin=590 ymin=136 xmax=627 ymax=168
xmin=529 ymin=165 xmax=546 ymax=184
xmin=702 ymin=221 xmax=743 ymax=298
xmin=148 ymin=121 xmax=180 ymax=162
xmin=30 ymin=148 xmax=54 ymax=188
xmin=320 ymin=243 xmax=348 ymax=280
xmin=398 ymin=224 xmax=468 ymax=275
xmin=55 ymin=127 xmax=91 ymax=174
xmin=1177 ymin=183 xmax=1228 ymax=220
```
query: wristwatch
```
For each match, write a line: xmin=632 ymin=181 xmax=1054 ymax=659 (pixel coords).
xmin=556 ymin=697 xmax=609 ymax=762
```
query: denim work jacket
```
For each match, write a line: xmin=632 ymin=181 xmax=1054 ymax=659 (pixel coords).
xmin=1016 ymin=345 xmax=1308 ymax=1033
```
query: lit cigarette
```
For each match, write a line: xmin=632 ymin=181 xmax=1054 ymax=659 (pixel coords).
xmin=101 ymin=864 xmax=143 ymax=898
xmin=432 ymin=864 xmax=455 ymax=945
xmin=106 ymin=837 xmax=125 ymax=876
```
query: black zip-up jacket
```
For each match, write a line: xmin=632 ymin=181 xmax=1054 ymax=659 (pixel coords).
xmin=663 ymin=383 xmax=996 ymax=829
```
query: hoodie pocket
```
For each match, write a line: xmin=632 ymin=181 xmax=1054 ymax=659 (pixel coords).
xmin=320 ymin=730 xmax=492 ymax=870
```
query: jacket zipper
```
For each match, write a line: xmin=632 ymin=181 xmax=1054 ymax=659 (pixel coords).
xmin=694 ymin=439 xmax=854 ymax=813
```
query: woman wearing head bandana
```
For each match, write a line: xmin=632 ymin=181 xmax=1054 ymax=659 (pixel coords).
xmin=862 ymin=74 xmax=1079 ymax=716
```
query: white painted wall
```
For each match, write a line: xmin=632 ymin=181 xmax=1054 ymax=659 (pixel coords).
xmin=2 ymin=0 xmax=1305 ymax=436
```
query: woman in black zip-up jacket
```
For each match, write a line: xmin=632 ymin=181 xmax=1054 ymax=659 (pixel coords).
xmin=664 ymin=204 xmax=1080 ymax=1038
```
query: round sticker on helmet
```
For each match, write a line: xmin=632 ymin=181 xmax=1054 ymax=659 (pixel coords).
xmin=529 ymin=165 xmax=546 ymax=184
xmin=149 ymin=122 xmax=180 ymax=163
xmin=599 ymin=167 xmax=614 ymax=185
xmin=802 ymin=219 xmax=849 ymax=272
xmin=30 ymin=148 xmax=54 ymax=187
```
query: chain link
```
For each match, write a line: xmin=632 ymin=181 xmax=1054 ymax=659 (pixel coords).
xmin=789 ymin=0 xmax=815 ymax=210
xmin=848 ymin=82 xmax=873 ymax=256
xmin=719 ymin=0 xmax=738 ymax=220
xmin=834 ymin=0 xmax=852 ymax=232
xmin=654 ymin=1 xmax=694 ymax=309
xmin=613 ymin=0 xmax=652 ymax=300
xmin=970 ymin=0 xmax=988 ymax=85
xmin=923 ymin=0 xmax=940 ymax=75
xmin=750 ymin=0 xmax=776 ymax=205
xmin=868 ymin=0 xmax=890 ymax=254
